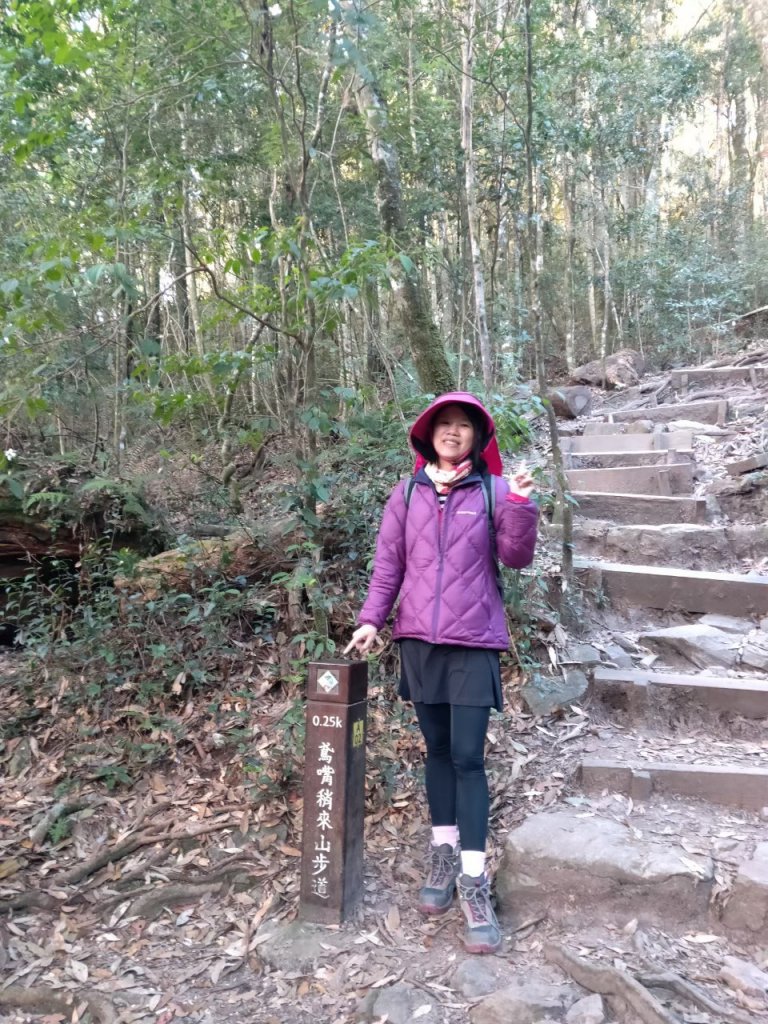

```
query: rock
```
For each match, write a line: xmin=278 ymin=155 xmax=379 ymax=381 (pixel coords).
xmin=7 ymin=738 xmax=33 ymax=777
xmin=600 ymin=641 xmax=635 ymax=668
xmin=624 ymin=419 xmax=654 ymax=434
xmin=549 ymin=386 xmax=594 ymax=419
xmin=698 ymin=614 xmax=754 ymax=634
xmin=720 ymin=956 xmax=768 ymax=997
xmin=610 ymin=632 xmax=641 ymax=654
xmin=583 ymin=422 xmax=623 ymax=436
xmin=497 ymin=808 xmax=713 ymax=927
xmin=667 ymin=419 xmax=730 ymax=434
xmin=711 ymin=470 xmax=768 ymax=525
xmin=557 ymin=422 xmax=582 ymax=436
xmin=453 ymin=958 xmax=515 ymax=999
xmin=470 ymin=976 xmax=580 ymax=1024
xmin=568 ymin=348 xmax=645 ymax=389
xmin=566 ymin=644 xmax=602 ymax=668
xmin=255 ymin=921 xmax=353 ymax=972
xmin=566 ymin=994 xmax=606 ymax=1024
xmin=368 ymin=982 xmax=437 ymax=1024
xmin=723 ymin=843 xmax=768 ymax=931
xmin=638 ymin=624 xmax=739 ymax=670
xmin=741 ymin=635 xmax=768 ymax=672
xmin=521 ymin=668 xmax=589 ymax=715
xmin=761 ymin=617 xmax=768 ymax=632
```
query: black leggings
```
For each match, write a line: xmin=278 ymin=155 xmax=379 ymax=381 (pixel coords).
xmin=413 ymin=702 xmax=490 ymax=852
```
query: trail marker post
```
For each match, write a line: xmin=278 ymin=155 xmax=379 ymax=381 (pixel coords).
xmin=299 ymin=660 xmax=368 ymax=924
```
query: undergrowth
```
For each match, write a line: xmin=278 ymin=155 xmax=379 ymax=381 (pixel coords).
xmin=2 ymin=395 xmax=547 ymax=798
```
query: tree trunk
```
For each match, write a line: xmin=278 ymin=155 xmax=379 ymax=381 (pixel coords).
xmin=170 ymin=222 xmax=191 ymax=353
xmin=563 ymin=166 xmax=577 ymax=373
xmin=461 ymin=0 xmax=494 ymax=396
xmin=178 ymin=105 xmax=205 ymax=363
xmin=523 ymin=0 xmax=572 ymax=585
xmin=355 ymin=75 xmax=455 ymax=394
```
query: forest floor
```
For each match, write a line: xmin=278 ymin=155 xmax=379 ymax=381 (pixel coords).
xmin=4 ymin=355 xmax=768 ymax=1024
xmin=0 ymin=643 xmax=592 ymax=1024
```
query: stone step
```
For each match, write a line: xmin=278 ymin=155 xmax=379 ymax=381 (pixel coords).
xmin=671 ymin=365 xmax=768 ymax=388
xmin=592 ymin=666 xmax=768 ymax=719
xmin=570 ymin=521 xmax=768 ymax=570
xmin=498 ymin=802 xmax=768 ymax=935
xmin=497 ymin=805 xmax=714 ymax=930
xmin=568 ymin=449 xmax=693 ymax=469
xmin=581 ymin=758 xmax=768 ymax=811
xmin=606 ymin=399 xmax=728 ymax=426
xmin=571 ymin=493 xmax=707 ymax=525
xmin=566 ymin=462 xmax=694 ymax=496
xmin=562 ymin=430 xmax=693 ymax=454
xmin=574 ymin=559 xmax=768 ymax=614
xmin=727 ymin=452 xmax=768 ymax=476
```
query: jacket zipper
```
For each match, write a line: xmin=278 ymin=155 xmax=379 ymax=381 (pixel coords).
xmin=431 ymin=492 xmax=448 ymax=641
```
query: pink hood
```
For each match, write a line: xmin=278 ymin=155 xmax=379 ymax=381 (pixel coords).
xmin=409 ymin=392 xmax=503 ymax=475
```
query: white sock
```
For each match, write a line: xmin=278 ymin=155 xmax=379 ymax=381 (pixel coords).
xmin=431 ymin=825 xmax=459 ymax=849
xmin=461 ymin=850 xmax=485 ymax=878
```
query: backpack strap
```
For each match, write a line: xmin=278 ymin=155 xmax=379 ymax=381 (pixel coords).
xmin=482 ymin=475 xmax=504 ymax=599
xmin=480 ymin=474 xmax=495 ymax=523
xmin=404 ymin=476 xmax=418 ymax=508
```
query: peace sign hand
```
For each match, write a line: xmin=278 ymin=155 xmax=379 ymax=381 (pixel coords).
xmin=507 ymin=460 xmax=535 ymax=499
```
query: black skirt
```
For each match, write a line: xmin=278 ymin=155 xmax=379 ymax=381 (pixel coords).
xmin=398 ymin=638 xmax=502 ymax=711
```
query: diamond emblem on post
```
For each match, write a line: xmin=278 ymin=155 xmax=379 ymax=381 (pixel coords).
xmin=318 ymin=670 xmax=339 ymax=694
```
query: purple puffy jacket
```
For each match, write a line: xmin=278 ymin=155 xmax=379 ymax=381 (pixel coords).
xmin=358 ymin=471 xmax=538 ymax=649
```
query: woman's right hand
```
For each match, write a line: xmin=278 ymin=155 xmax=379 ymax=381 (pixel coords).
xmin=508 ymin=460 xmax=535 ymax=498
xmin=343 ymin=624 xmax=379 ymax=655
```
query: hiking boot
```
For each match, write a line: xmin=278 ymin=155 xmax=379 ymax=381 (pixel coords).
xmin=457 ymin=873 xmax=502 ymax=953
xmin=418 ymin=843 xmax=460 ymax=915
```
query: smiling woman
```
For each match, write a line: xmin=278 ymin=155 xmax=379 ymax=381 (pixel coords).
xmin=431 ymin=405 xmax=476 ymax=468
xmin=344 ymin=392 xmax=538 ymax=956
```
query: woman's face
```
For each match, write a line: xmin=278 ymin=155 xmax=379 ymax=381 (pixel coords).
xmin=431 ymin=404 xmax=475 ymax=467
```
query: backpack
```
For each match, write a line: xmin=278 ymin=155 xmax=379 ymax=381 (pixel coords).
xmin=403 ymin=474 xmax=504 ymax=598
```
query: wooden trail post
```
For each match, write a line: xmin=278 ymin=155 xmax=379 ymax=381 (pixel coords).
xmin=299 ymin=660 xmax=368 ymax=924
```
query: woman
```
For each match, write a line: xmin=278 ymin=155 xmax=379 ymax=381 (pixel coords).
xmin=345 ymin=392 xmax=537 ymax=954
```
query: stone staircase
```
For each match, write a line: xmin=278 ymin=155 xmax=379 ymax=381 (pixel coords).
xmin=499 ymin=359 xmax=768 ymax=947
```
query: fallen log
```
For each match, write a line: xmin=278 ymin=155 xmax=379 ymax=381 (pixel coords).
xmin=113 ymin=519 xmax=310 ymax=598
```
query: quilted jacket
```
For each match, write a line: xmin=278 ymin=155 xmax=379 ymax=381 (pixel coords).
xmin=358 ymin=469 xmax=538 ymax=650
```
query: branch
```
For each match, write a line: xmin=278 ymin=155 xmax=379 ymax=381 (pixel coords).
xmin=54 ymin=819 xmax=237 ymax=887
xmin=543 ymin=942 xmax=678 ymax=1024
xmin=29 ymin=796 xmax=109 ymax=847
xmin=0 ymin=987 xmax=117 ymax=1024
xmin=188 ymin=249 xmax=301 ymax=340
xmin=637 ymin=972 xmax=753 ymax=1024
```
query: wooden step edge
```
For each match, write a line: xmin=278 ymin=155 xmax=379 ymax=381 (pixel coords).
xmin=569 ymin=492 xmax=704 ymax=503
xmin=567 ymin=462 xmax=695 ymax=473
xmin=592 ymin=670 xmax=768 ymax=719
xmin=580 ymin=758 xmax=768 ymax=810
xmin=573 ymin=558 xmax=768 ymax=584
xmin=569 ymin=449 xmax=695 ymax=458
xmin=594 ymin=666 xmax=768 ymax=688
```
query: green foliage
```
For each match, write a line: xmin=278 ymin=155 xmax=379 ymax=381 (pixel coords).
xmin=485 ymin=390 xmax=543 ymax=455
xmin=4 ymin=549 xmax=279 ymax=777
